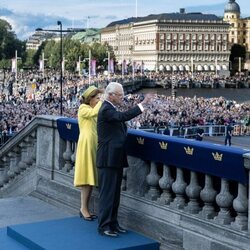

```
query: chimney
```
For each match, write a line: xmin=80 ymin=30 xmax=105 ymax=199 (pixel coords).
xmin=180 ymin=8 xmax=185 ymax=14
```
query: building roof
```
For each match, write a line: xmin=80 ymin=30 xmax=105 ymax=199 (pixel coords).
xmin=224 ymin=0 xmax=240 ymax=14
xmin=71 ymin=28 xmax=100 ymax=42
xmin=106 ymin=12 xmax=222 ymax=28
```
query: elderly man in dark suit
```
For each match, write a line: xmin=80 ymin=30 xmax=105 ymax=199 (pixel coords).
xmin=96 ymin=82 xmax=149 ymax=237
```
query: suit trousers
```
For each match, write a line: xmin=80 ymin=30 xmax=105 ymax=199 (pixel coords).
xmin=97 ymin=167 xmax=123 ymax=231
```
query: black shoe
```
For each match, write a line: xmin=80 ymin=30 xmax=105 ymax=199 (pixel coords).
xmin=90 ymin=214 xmax=98 ymax=219
xmin=99 ymin=230 xmax=118 ymax=237
xmin=113 ymin=226 xmax=127 ymax=234
xmin=79 ymin=211 xmax=93 ymax=221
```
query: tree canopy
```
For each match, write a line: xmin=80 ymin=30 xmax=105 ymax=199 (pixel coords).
xmin=0 ymin=19 xmax=26 ymax=69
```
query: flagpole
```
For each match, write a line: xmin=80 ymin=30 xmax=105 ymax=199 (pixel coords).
xmin=108 ymin=51 xmax=110 ymax=80
xmin=122 ymin=54 xmax=124 ymax=79
xmin=42 ymin=52 xmax=45 ymax=78
xmin=215 ymin=58 xmax=218 ymax=78
xmin=15 ymin=50 xmax=18 ymax=81
xmin=89 ymin=50 xmax=91 ymax=86
xmin=78 ymin=56 xmax=81 ymax=77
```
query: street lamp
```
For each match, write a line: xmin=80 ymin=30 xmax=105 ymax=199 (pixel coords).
xmin=36 ymin=22 xmax=85 ymax=116
xmin=57 ymin=21 xmax=63 ymax=116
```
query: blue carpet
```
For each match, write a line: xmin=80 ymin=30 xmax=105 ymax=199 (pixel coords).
xmin=7 ymin=217 xmax=159 ymax=250
xmin=0 ymin=227 xmax=28 ymax=250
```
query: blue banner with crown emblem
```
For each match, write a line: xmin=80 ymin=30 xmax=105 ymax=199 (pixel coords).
xmin=126 ymin=129 xmax=249 ymax=184
xmin=56 ymin=118 xmax=249 ymax=184
xmin=57 ymin=118 xmax=79 ymax=142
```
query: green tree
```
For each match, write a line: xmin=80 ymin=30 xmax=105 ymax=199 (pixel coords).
xmin=35 ymin=38 xmax=115 ymax=72
xmin=0 ymin=19 xmax=26 ymax=67
xmin=23 ymin=49 xmax=37 ymax=69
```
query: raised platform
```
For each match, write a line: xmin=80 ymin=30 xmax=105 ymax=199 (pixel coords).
xmin=7 ymin=217 xmax=159 ymax=250
xmin=0 ymin=227 xmax=28 ymax=250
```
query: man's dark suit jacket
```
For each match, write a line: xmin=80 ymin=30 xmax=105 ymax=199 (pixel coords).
xmin=97 ymin=100 xmax=142 ymax=168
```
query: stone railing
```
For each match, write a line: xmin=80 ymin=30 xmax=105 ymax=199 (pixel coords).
xmin=0 ymin=115 xmax=250 ymax=250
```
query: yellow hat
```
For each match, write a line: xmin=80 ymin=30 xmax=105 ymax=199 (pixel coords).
xmin=82 ymin=86 xmax=98 ymax=99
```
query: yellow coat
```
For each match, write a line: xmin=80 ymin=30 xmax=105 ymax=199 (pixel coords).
xmin=74 ymin=101 xmax=102 ymax=187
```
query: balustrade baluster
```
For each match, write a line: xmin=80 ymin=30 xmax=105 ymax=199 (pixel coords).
xmin=231 ymin=183 xmax=248 ymax=230
xmin=24 ymin=136 xmax=34 ymax=167
xmin=0 ymin=160 xmax=4 ymax=188
xmin=63 ymin=140 xmax=73 ymax=172
xmin=214 ymin=179 xmax=234 ymax=225
xmin=185 ymin=171 xmax=202 ymax=214
xmin=145 ymin=162 xmax=160 ymax=200
xmin=18 ymin=142 xmax=28 ymax=171
xmin=13 ymin=146 xmax=21 ymax=174
xmin=30 ymin=131 xmax=37 ymax=167
xmin=70 ymin=142 xmax=77 ymax=175
xmin=199 ymin=174 xmax=217 ymax=219
xmin=7 ymin=152 xmax=16 ymax=180
xmin=2 ymin=156 xmax=10 ymax=187
xmin=171 ymin=168 xmax=187 ymax=209
xmin=157 ymin=164 xmax=173 ymax=205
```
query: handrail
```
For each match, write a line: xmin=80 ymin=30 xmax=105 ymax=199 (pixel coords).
xmin=57 ymin=118 xmax=250 ymax=184
xmin=139 ymin=124 xmax=250 ymax=138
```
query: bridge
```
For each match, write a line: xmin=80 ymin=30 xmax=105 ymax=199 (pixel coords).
xmin=0 ymin=116 xmax=250 ymax=249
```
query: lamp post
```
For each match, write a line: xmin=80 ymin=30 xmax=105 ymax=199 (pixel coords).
xmin=103 ymin=51 xmax=111 ymax=80
xmin=36 ymin=22 xmax=85 ymax=116
xmin=57 ymin=21 xmax=63 ymax=115
xmin=239 ymin=57 xmax=241 ymax=73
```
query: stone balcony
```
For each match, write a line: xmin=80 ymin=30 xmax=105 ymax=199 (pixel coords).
xmin=0 ymin=115 xmax=249 ymax=250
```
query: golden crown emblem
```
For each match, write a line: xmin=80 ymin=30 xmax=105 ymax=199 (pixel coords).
xmin=159 ymin=141 xmax=168 ymax=150
xmin=136 ymin=137 xmax=144 ymax=145
xmin=184 ymin=146 xmax=194 ymax=155
xmin=212 ymin=152 xmax=223 ymax=161
xmin=66 ymin=123 xmax=72 ymax=130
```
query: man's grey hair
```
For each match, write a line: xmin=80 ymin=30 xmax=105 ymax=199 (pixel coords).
xmin=104 ymin=82 xmax=123 ymax=99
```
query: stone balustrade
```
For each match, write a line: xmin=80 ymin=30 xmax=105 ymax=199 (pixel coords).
xmin=0 ymin=115 xmax=249 ymax=250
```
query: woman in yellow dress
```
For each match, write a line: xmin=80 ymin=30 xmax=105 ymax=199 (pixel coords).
xmin=74 ymin=85 xmax=102 ymax=221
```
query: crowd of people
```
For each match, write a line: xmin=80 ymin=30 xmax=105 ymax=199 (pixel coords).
xmin=1 ymin=70 xmax=250 ymax=236
xmin=0 ymin=70 xmax=250 ymax=144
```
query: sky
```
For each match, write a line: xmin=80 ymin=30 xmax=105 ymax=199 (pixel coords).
xmin=1 ymin=0 xmax=250 ymax=40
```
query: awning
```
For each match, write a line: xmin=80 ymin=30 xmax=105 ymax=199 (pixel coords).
xmin=204 ymin=65 xmax=210 ymax=71
xmin=210 ymin=65 xmax=215 ymax=71
xmin=172 ymin=65 xmax=178 ymax=71
xmin=216 ymin=65 xmax=221 ymax=70
xmin=159 ymin=64 xmax=165 ymax=71
xmin=197 ymin=65 xmax=203 ymax=71
xmin=166 ymin=65 xmax=172 ymax=71
xmin=222 ymin=65 xmax=228 ymax=70
xmin=179 ymin=65 xmax=184 ymax=71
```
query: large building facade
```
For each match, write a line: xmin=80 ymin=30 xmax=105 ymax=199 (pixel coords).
xmin=101 ymin=9 xmax=231 ymax=72
xmin=223 ymin=0 xmax=250 ymax=70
